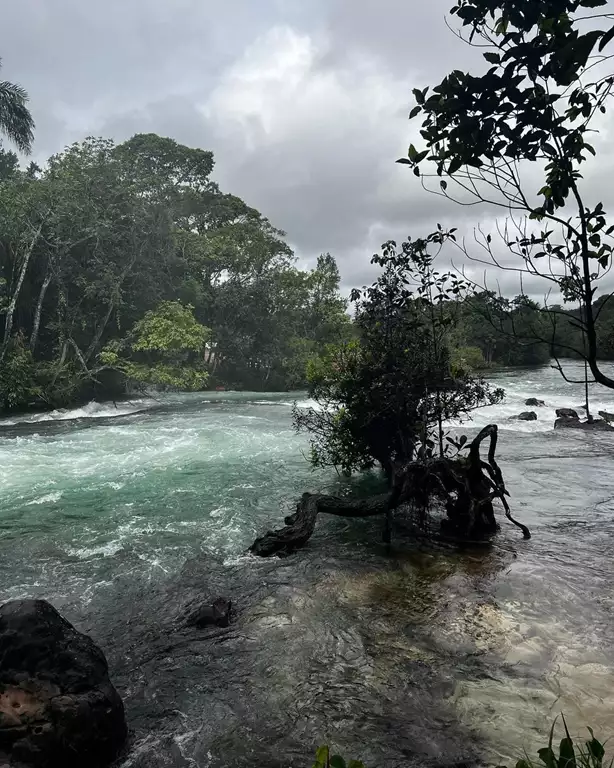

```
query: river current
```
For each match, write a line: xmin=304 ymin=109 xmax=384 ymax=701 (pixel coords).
xmin=1 ymin=362 xmax=613 ymax=767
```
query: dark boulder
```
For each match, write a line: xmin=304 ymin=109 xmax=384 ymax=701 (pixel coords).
xmin=0 ymin=599 xmax=126 ymax=768
xmin=555 ymin=417 xmax=614 ymax=431
xmin=188 ymin=597 xmax=231 ymax=629
xmin=598 ymin=410 xmax=614 ymax=423
xmin=556 ymin=408 xmax=579 ymax=419
xmin=512 ymin=411 xmax=538 ymax=421
xmin=525 ymin=398 xmax=546 ymax=407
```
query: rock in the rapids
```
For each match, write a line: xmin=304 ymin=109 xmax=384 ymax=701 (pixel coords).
xmin=598 ymin=410 xmax=614 ymax=423
xmin=556 ymin=408 xmax=579 ymax=419
xmin=525 ymin=398 xmax=546 ymax=407
xmin=555 ymin=417 xmax=614 ymax=431
xmin=188 ymin=597 xmax=232 ymax=629
xmin=512 ymin=411 xmax=538 ymax=421
xmin=0 ymin=599 xmax=126 ymax=768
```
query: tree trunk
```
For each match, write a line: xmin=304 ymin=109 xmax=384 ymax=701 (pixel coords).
xmin=1 ymin=222 xmax=43 ymax=362
xmin=30 ymin=267 xmax=52 ymax=353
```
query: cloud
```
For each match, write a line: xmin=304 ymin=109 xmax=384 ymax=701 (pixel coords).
xmin=2 ymin=0 xmax=614 ymax=302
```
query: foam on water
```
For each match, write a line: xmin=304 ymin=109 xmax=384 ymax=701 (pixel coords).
xmin=0 ymin=367 xmax=612 ymax=767
xmin=0 ymin=397 xmax=157 ymax=425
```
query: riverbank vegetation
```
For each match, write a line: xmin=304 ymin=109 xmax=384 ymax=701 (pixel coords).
xmin=0 ymin=134 xmax=353 ymax=411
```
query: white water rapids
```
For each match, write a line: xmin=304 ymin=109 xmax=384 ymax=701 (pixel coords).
xmin=0 ymin=361 xmax=612 ymax=767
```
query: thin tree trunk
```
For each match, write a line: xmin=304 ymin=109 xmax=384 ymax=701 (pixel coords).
xmin=30 ymin=267 xmax=52 ymax=353
xmin=85 ymin=299 xmax=115 ymax=363
xmin=69 ymin=339 xmax=90 ymax=376
xmin=1 ymin=222 xmax=43 ymax=362
xmin=84 ymin=252 xmax=138 ymax=363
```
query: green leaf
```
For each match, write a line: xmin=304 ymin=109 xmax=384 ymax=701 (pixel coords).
xmin=330 ymin=757 xmax=346 ymax=768
xmin=316 ymin=746 xmax=330 ymax=765
xmin=409 ymin=105 xmax=422 ymax=119
xmin=586 ymin=730 xmax=605 ymax=762
xmin=348 ymin=761 xmax=365 ymax=768
xmin=396 ymin=158 xmax=412 ymax=165
xmin=483 ymin=52 xmax=500 ymax=64
xmin=599 ymin=24 xmax=614 ymax=52
xmin=538 ymin=747 xmax=557 ymax=768
xmin=448 ymin=156 xmax=463 ymax=175
xmin=559 ymin=737 xmax=577 ymax=768
xmin=408 ymin=144 xmax=418 ymax=162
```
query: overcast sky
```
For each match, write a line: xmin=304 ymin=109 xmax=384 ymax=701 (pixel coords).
xmin=2 ymin=0 xmax=614 ymax=298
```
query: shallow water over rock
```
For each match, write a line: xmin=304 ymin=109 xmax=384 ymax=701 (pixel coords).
xmin=1 ymin=362 xmax=613 ymax=766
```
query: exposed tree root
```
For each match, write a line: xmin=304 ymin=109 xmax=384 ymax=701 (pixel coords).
xmin=250 ymin=425 xmax=530 ymax=557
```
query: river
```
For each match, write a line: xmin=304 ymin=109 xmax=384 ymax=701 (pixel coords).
xmin=0 ymin=361 xmax=613 ymax=768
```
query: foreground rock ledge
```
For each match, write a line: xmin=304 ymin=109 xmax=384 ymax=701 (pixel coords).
xmin=0 ymin=599 xmax=126 ymax=768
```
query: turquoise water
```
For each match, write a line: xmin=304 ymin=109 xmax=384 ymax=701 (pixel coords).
xmin=1 ymin=366 xmax=613 ymax=767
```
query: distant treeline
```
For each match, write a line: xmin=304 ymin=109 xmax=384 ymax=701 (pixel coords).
xmin=452 ymin=291 xmax=614 ymax=369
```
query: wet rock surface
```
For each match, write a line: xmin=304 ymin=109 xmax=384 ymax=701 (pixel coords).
xmin=0 ymin=599 xmax=126 ymax=768
xmin=512 ymin=412 xmax=537 ymax=421
xmin=556 ymin=408 xmax=579 ymax=419
xmin=555 ymin=417 xmax=614 ymax=431
xmin=76 ymin=550 xmax=486 ymax=768
xmin=525 ymin=399 xmax=545 ymax=407
xmin=187 ymin=597 xmax=232 ymax=628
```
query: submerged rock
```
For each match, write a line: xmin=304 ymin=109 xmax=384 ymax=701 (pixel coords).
xmin=0 ymin=599 xmax=126 ymax=768
xmin=556 ymin=408 xmax=579 ymax=419
xmin=554 ymin=417 xmax=614 ymax=431
xmin=513 ymin=411 xmax=538 ymax=421
xmin=525 ymin=398 xmax=546 ymax=407
xmin=188 ymin=597 xmax=232 ymax=628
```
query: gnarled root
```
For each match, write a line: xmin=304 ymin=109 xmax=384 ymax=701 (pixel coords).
xmin=249 ymin=425 xmax=530 ymax=558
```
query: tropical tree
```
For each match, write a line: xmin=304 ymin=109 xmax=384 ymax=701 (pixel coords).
xmin=0 ymin=59 xmax=34 ymax=153
xmin=401 ymin=0 xmax=614 ymax=389
xmin=0 ymin=132 xmax=352 ymax=410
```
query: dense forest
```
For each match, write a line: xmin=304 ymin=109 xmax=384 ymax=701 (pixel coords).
xmin=1 ymin=130 xmax=613 ymax=413
xmin=0 ymin=135 xmax=353 ymax=411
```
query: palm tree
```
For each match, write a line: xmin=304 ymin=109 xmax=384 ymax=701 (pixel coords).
xmin=0 ymin=58 xmax=34 ymax=154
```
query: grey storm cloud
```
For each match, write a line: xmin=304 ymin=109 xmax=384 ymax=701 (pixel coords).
xmin=1 ymin=0 xmax=613 ymax=300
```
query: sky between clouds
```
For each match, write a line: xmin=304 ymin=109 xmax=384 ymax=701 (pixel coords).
xmin=2 ymin=0 xmax=614 ymax=299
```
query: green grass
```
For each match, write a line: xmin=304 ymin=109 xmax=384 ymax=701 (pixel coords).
xmin=513 ymin=718 xmax=611 ymax=768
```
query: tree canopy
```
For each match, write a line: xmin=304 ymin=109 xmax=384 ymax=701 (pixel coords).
xmin=0 ymin=133 xmax=352 ymax=411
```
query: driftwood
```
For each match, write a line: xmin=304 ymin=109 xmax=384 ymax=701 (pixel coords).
xmin=250 ymin=425 xmax=530 ymax=557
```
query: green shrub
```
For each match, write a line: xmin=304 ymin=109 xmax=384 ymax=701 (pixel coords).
xmin=312 ymin=745 xmax=365 ymax=768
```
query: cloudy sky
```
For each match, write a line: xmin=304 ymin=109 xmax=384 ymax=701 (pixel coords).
xmin=2 ymin=0 xmax=613 ymax=298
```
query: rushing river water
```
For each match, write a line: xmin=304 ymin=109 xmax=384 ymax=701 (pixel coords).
xmin=1 ymin=362 xmax=614 ymax=768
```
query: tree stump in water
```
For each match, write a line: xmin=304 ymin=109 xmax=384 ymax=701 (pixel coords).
xmin=250 ymin=425 xmax=530 ymax=557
